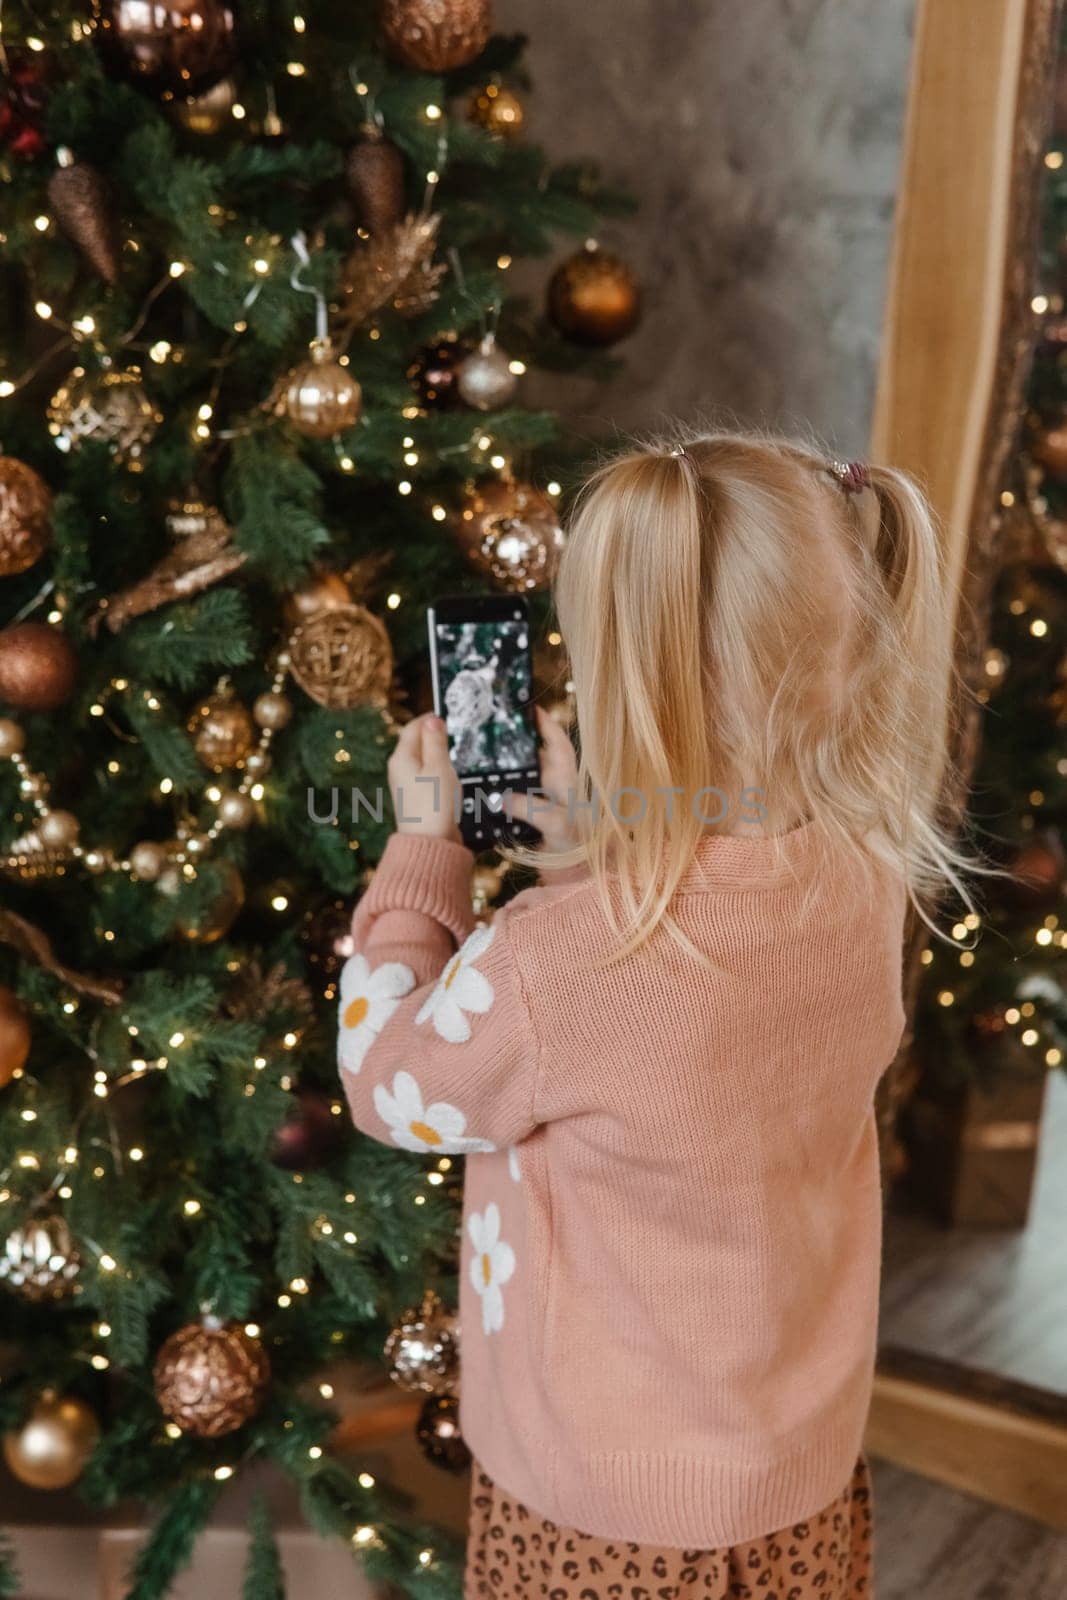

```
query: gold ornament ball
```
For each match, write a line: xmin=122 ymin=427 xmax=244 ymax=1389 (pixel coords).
xmin=0 ymin=1214 xmax=80 ymax=1301
xmin=47 ymin=367 xmax=161 ymax=465
xmin=175 ymin=860 xmax=245 ymax=943
xmin=172 ymin=76 xmax=237 ymax=135
xmin=283 ymin=571 xmax=352 ymax=627
xmin=0 ymin=623 xmax=78 ymax=712
xmin=468 ymin=82 xmax=523 ymax=138
xmin=243 ymin=748 xmax=271 ymax=777
xmin=0 ymin=456 xmax=52 ymax=577
xmin=283 ymin=340 xmax=362 ymax=440
xmin=547 ymin=244 xmax=641 ymax=348
xmin=3 ymin=1393 xmax=99 ymax=1490
xmin=129 ymin=840 xmax=167 ymax=881
xmin=0 ymin=986 xmax=31 ymax=1088
xmin=457 ymin=480 xmax=565 ymax=593
xmin=289 ymin=605 xmax=394 ymax=709
xmin=379 ymin=0 xmax=492 ymax=72
xmin=38 ymin=810 xmax=80 ymax=849
xmin=188 ymin=692 xmax=256 ymax=771
xmin=0 ymin=718 xmax=25 ymax=758
xmin=216 ymin=789 xmax=255 ymax=829
xmin=252 ymin=691 xmax=293 ymax=731
xmin=153 ymin=1319 xmax=270 ymax=1438
xmin=385 ymin=1289 xmax=460 ymax=1395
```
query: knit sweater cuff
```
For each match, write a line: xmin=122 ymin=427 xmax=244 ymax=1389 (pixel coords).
xmin=352 ymin=832 xmax=475 ymax=947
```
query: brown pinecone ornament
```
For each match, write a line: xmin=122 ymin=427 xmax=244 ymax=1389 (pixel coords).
xmin=47 ymin=152 xmax=120 ymax=284
xmin=153 ymin=1318 xmax=270 ymax=1438
xmin=346 ymin=125 xmax=406 ymax=236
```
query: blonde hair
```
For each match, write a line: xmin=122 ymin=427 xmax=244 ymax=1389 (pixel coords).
xmin=539 ymin=425 xmax=972 ymax=958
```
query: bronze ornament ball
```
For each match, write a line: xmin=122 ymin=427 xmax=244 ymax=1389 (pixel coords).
xmin=252 ymin=690 xmax=292 ymax=731
xmin=1032 ymin=422 xmax=1067 ymax=478
xmin=188 ymin=691 xmax=256 ymax=771
xmin=174 ymin=860 xmax=245 ymax=943
xmin=407 ymin=336 xmax=465 ymax=410
xmin=0 ymin=456 xmax=52 ymax=577
xmin=415 ymin=1391 xmax=470 ymax=1472
xmin=283 ymin=340 xmax=363 ymax=440
xmin=547 ymin=243 xmax=641 ymax=348
xmin=93 ymin=0 xmax=238 ymax=97
xmin=456 ymin=480 xmax=565 ymax=593
xmin=0 ymin=623 xmax=78 ymax=712
xmin=0 ymin=717 xmax=24 ymax=758
xmin=283 ymin=571 xmax=351 ymax=626
xmin=153 ymin=1319 xmax=270 ymax=1438
xmin=379 ymin=0 xmax=492 ymax=74
xmin=216 ymin=788 xmax=255 ymax=829
xmin=129 ymin=839 xmax=167 ymax=881
xmin=3 ymin=1392 xmax=99 ymax=1489
xmin=0 ymin=985 xmax=31 ymax=1088
xmin=0 ymin=1214 xmax=81 ymax=1301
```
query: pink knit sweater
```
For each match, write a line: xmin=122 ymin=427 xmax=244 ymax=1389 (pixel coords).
xmin=337 ymin=825 xmax=906 ymax=1546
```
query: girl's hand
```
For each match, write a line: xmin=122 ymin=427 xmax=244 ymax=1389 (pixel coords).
xmin=388 ymin=714 xmax=462 ymax=842
xmin=505 ymin=708 xmax=581 ymax=853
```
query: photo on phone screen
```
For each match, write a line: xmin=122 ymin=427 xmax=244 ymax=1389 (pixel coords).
xmin=429 ymin=603 xmax=537 ymax=777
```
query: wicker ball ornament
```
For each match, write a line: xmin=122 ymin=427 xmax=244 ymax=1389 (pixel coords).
xmin=283 ymin=340 xmax=362 ymax=439
xmin=188 ymin=690 xmax=256 ymax=771
xmin=547 ymin=243 xmax=641 ymax=348
xmin=93 ymin=0 xmax=237 ymax=96
xmin=153 ymin=1319 xmax=270 ymax=1438
xmin=456 ymin=480 xmax=564 ymax=592
xmin=385 ymin=1290 xmax=459 ymax=1396
xmin=0 ymin=457 xmax=52 ymax=577
xmin=3 ymin=1392 xmax=99 ymax=1489
xmin=379 ymin=0 xmax=491 ymax=73
xmin=0 ymin=623 xmax=78 ymax=711
xmin=289 ymin=604 xmax=394 ymax=709
xmin=0 ymin=1214 xmax=81 ymax=1302
xmin=47 ymin=367 xmax=161 ymax=464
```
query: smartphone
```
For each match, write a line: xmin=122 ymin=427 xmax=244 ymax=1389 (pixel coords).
xmin=427 ymin=596 xmax=541 ymax=849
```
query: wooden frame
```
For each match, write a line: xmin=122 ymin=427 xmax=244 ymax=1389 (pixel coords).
xmin=869 ymin=0 xmax=1065 ymax=1525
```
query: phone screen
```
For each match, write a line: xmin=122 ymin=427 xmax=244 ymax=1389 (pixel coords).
xmin=431 ymin=612 xmax=538 ymax=777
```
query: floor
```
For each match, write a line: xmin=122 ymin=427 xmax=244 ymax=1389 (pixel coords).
xmin=872 ymin=1456 xmax=1066 ymax=1598
xmin=880 ymin=1069 xmax=1067 ymax=1392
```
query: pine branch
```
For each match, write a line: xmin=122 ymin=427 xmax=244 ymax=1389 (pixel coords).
xmin=242 ymin=1494 xmax=286 ymax=1600
xmin=125 ymin=1479 xmax=223 ymax=1600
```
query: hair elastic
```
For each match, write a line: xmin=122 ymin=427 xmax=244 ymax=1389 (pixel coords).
xmin=826 ymin=459 xmax=870 ymax=494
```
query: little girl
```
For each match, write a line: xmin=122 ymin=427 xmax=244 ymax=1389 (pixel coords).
xmin=337 ymin=429 xmax=962 ymax=1600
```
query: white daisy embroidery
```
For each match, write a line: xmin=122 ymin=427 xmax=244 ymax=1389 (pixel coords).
xmin=416 ymin=924 xmax=495 ymax=1044
xmin=467 ymin=1203 xmax=515 ymax=1334
xmin=337 ymin=954 xmax=415 ymax=1076
xmin=373 ymin=1070 xmax=495 ymax=1154
xmin=507 ymin=1146 xmax=521 ymax=1183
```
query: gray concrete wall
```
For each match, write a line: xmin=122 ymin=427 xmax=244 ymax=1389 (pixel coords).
xmin=502 ymin=0 xmax=917 ymax=457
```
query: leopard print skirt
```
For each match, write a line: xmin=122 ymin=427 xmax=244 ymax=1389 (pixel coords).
xmin=464 ymin=1455 xmax=874 ymax=1600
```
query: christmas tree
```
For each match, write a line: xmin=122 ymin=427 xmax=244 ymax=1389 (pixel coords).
xmin=0 ymin=1 xmax=635 ymax=1593
xmin=910 ymin=38 xmax=1067 ymax=1153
